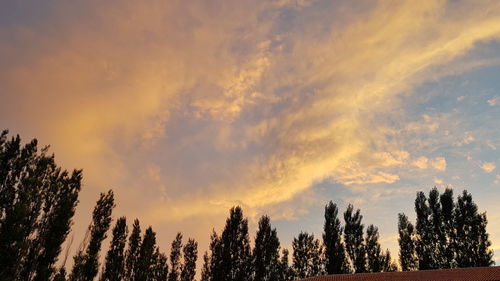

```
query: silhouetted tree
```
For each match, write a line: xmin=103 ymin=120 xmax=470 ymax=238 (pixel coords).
xmin=0 ymin=130 xmax=82 ymax=281
xmin=101 ymin=217 xmax=128 ymax=281
xmin=398 ymin=213 xmax=418 ymax=271
xmin=277 ymin=249 xmax=293 ymax=281
xmin=218 ymin=206 xmax=252 ymax=281
xmin=70 ymin=190 xmax=115 ymax=281
xmin=455 ymin=190 xmax=493 ymax=267
xmin=440 ymin=188 xmax=456 ymax=268
xmin=135 ymin=227 xmax=158 ymax=281
xmin=169 ymin=233 xmax=183 ymax=281
xmin=205 ymin=231 xmax=223 ymax=281
xmin=253 ymin=215 xmax=281 ymax=281
xmin=200 ymin=251 xmax=211 ymax=281
xmin=381 ymin=249 xmax=397 ymax=272
xmin=415 ymin=191 xmax=435 ymax=270
xmin=323 ymin=201 xmax=349 ymax=274
xmin=152 ymin=248 xmax=168 ymax=281
xmin=428 ymin=187 xmax=447 ymax=268
xmin=125 ymin=219 xmax=141 ymax=281
xmin=292 ymin=232 xmax=323 ymax=279
xmin=181 ymin=238 xmax=197 ymax=281
xmin=343 ymin=204 xmax=366 ymax=273
xmin=365 ymin=225 xmax=383 ymax=272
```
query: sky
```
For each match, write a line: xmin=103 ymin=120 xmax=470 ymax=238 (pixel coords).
xmin=1 ymin=0 xmax=500 ymax=268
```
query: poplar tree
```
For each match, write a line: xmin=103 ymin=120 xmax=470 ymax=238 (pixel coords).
xmin=398 ymin=213 xmax=418 ymax=271
xmin=428 ymin=188 xmax=445 ymax=268
xmin=70 ymin=190 xmax=115 ymax=281
xmin=0 ymin=130 xmax=82 ymax=281
xmin=277 ymin=249 xmax=293 ymax=281
xmin=455 ymin=190 xmax=493 ymax=267
xmin=200 ymin=251 xmax=211 ymax=281
xmin=365 ymin=225 xmax=383 ymax=272
xmin=414 ymin=191 xmax=435 ymax=270
xmin=169 ymin=233 xmax=183 ymax=281
xmin=292 ymin=232 xmax=323 ymax=279
xmin=206 ymin=231 xmax=223 ymax=281
xmin=381 ymin=249 xmax=397 ymax=272
xmin=343 ymin=204 xmax=366 ymax=273
xmin=125 ymin=219 xmax=141 ymax=281
xmin=219 ymin=206 xmax=252 ymax=281
xmin=101 ymin=217 xmax=128 ymax=281
xmin=181 ymin=238 xmax=198 ymax=281
xmin=152 ymin=248 xmax=168 ymax=281
xmin=253 ymin=215 xmax=280 ymax=281
xmin=440 ymin=188 xmax=456 ymax=268
xmin=135 ymin=227 xmax=158 ymax=281
xmin=323 ymin=201 xmax=349 ymax=274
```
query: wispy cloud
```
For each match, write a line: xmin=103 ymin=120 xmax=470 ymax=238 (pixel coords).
xmin=2 ymin=0 xmax=500 ymax=238
xmin=482 ymin=162 xmax=497 ymax=173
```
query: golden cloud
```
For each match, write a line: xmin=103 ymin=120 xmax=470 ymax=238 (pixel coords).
xmin=2 ymin=0 xmax=500 ymax=226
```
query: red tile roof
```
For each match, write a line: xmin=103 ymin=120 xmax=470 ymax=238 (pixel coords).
xmin=302 ymin=267 xmax=500 ymax=281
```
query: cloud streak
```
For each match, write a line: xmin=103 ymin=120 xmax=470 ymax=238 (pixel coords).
xmin=2 ymin=0 xmax=500 ymax=234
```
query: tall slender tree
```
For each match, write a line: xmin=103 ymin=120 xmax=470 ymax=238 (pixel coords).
xmin=398 ymin=213 xmax=418 ymax=271
xmin=253 ymin=215 xmax=281 ymax=281
xmin=381 ymin=249 xmax=397 ymax=272
xmin=343 ymin=204 xmax=366 ymax=273
xmin=277 ymin=249 xmax=293 ymax=281
xmin=0 ymin=130 xmax=82 ymax=281
xmin=125 ymin=219 xmax=141 ymax=281
xmin=219 ymin=206 xmax=252 ymax=281
xmin=415 ymin=191 xmax=435 ymax=270
xmin=181 ymin=238 xmax=198 ymax=281
xmin=440 ymin=188 xmax=456 ymax=268
xmin=323 ymin=201 xmax=349 ymax=274
xmin=365 ymin=225 xmax=383 ymax=273
xmin=101 ymin=217 xmax=128 ymax=281
xmin=206 ymin=231 xmax=223 ymax=281
xmin=135 ymin=227 xmax=158 ymax=281
xmin=152 ymin=248 xmax=168 ymax=281
xmin=169 ymin=233 xmax=183 ymax=281
xmin=200 ymin=251 xmax=211 ymax=281
xmin=292 ymin=232 xmax=323 ymax=279
xmin=70 ymin=190 xmax=115 ymax=281
xmin=428 ymin=187 xmax=446 ymax=268
xmin=455 ymin=190 xmax=493 ymax=267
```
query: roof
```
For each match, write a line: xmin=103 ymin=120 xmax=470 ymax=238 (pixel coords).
xmin=302 ymin=267 xmax=500 ymax=281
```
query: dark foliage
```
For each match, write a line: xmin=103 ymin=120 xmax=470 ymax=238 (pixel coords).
xmin=70 ymin=190 xmax=115 ymax=281
xmin=343 ymin=204 xmax=366 ymax=273
xmin=101 ymin=217 xmax=128 ymax=281
xmin=253 ymin=215 xmax=281 ymax=281
xmin=125 ymin=219 xmax=142 ymax=281
xmin=0 ymin=130 xmax=82 ymax=281
xmin=169 ymin=233 xmax=183 ymax=281
xmin=292 ymin=232 xmax=324 ymax=279
xmin=181 ymin=238 xmax=198 ymax=281
xmin=323 ymin=201 xmax=349 ymax=274
xmin=398 ymin=213 xmax=418 ymax=271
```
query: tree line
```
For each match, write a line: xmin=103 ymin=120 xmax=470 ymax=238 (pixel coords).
xmin=0 ymin=130 xmax=494 ymax=281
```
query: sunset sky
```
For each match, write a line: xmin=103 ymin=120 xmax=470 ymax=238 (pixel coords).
xmin=1 ymin=0 xmax=500 ymax=266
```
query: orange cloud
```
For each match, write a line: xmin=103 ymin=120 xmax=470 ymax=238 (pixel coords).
xmin=2 ymin=0 xmax=500 ymax=225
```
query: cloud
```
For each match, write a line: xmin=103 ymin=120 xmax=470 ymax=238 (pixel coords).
xmin=413 ymin=156 xmax=446 ymax=171
xmin=453 ymin=134 xmax=475 ymax=147
xmin=482 ymin=162 xmax=497 ymax=173
xmin=488 ymin=96 xmax=500 ymax=106
xmin=2 ymin=0 xmax=500 ymax=226
xmin=431 ymin=157 xmax=447 ymax=171
xmin=413 ymin=157 xmax=429 ymax=169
